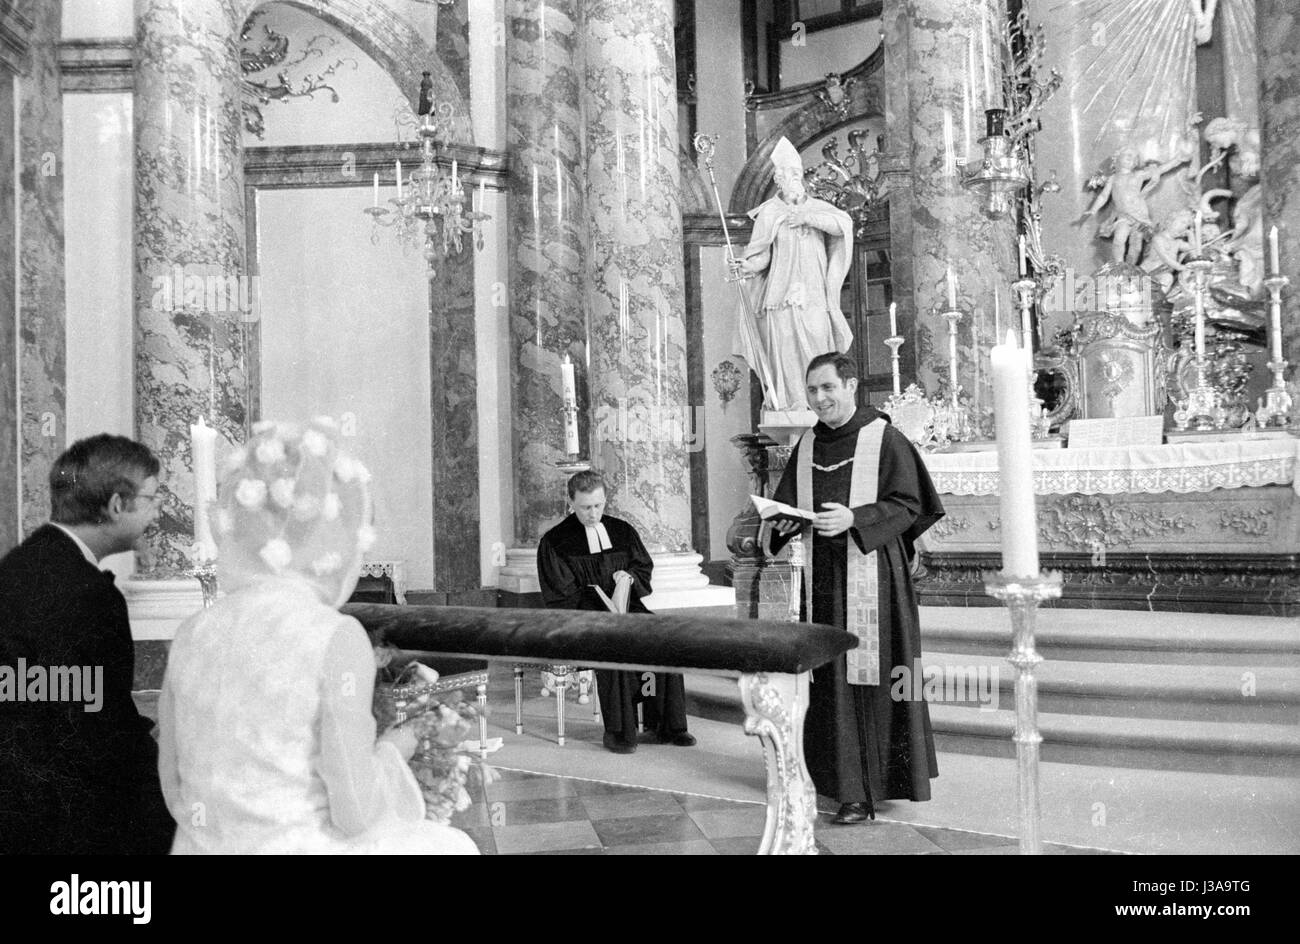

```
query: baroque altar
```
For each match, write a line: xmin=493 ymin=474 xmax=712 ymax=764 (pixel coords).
xmin=916 ymin=438 xmax=1300 ymax=616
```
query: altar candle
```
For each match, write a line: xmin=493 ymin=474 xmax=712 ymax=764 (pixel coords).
xmin=477 ymin=178 xmax=486 ymax=213
xmin=451 ymin=159 xmax=459 ymax=190
xmin=395 ymin=160 xmax=402 ymax=201
xmin=993 ymin=286 xmax=1003 ymax=338
xmin=372 ymin=172 xmax=379 ymax=207
xmin=1269 ymin=225 xmax=1280 ymax=276
xmin=190 ymin=417 xmax=218 ymax=562
xmin=947 ymin=266 xmax=958 ymax=310
xmin=1018 ymin=235 xmax=1027 ymax=277
xmin=561 ymin=353 xmax=580 ymax=456
xmin=991 ymin=331 xmax=1039 ymax=577
xmin=889 ymin=301 xmax=898 ymax=336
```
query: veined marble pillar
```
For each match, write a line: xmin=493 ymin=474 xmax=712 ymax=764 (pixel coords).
xmin=580 ymin=1 xmax=702 ymax=590
xmin=18 ymin=0 xmax=65 ymax=538
xmin=133 ymin=0 xmax=250 ymax=573
xmin=1258 ymin=0 xmax=1300 ymax=359
xmin=892 ymin=0 xmax=1015 ymax=402
xmin=0 ymin=23 xmax=22 ymax=552
xmin=504 ymin=0 xmax=588 ymax=547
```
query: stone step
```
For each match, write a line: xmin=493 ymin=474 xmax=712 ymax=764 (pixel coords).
xmin=919 ymin=651 xmax=1300 ymax=724
xmin=930 ymin=705 xmax=1300 ymax=778
xmin=919 ymin=605 xmax=1300 ymax=666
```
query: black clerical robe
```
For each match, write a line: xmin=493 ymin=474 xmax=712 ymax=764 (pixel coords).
xmin=0 ymin=525 xmax=175 ymax=854
xmin=536 ymin=514 xmax=688 ymax=743
xmin=770 ymin=406 xmax=944 ymax=810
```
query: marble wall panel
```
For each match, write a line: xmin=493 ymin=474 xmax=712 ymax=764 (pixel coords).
xmin=18 ymin=0 xmax=65 ymax=537
xmin=1 ymin=72 xmax=17 ymax=551
xmin=134 ymin=0 xmax=249 ymax=573
xmin=1258 ymin=0 xmax=1300 ymax=360
xmin=429 ymin=251 xmax=482 ymax=592
xmin=505 ymin=0 xmax=588 ymax=543
xmin=581 ymin=0 xmax=692 ymax=552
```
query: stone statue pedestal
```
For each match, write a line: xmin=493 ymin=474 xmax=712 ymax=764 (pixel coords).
xmin=728 ymin=432 xmax=802 ymax=621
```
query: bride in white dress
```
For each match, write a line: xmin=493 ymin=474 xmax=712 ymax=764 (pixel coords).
xmin=158 ymin=418 xmax=478 ymax=854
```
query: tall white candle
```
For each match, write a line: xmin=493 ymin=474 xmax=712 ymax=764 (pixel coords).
xmin=993 ymin=286 xmax=1003 ymax=338
xmin=395 ymin=160 xmax=402 ymax=201
xmin=1269 ymin=225 xmax=1280 ymax=276
xmin=372 ymin=172 xmax=379 ymax=207
xmin=451 ymin=159 xmax=459 ymax=190
xmin=477 ymin=178 xmax=486 ymax=213
xmin=1018 ymin=235 xmax=1027 ymax=276
xmin=889 ymin=301 xmax=898 ymax=336
xmin=991 ymin=331 xmax=1039 ymax=577
xmin=190 ymin=417 xmax=218 ymax=561
xmin=947 ymin=266 xmax=958 ymax=309
xmin=561 ymin=354 xmax=580 ymax=455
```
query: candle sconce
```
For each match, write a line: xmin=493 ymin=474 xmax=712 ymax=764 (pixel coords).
xmin=1172 ymin=254 xmax=1226 ymax=431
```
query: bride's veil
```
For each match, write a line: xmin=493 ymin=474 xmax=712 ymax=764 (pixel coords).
xmin=211 ymin=417 xmax=374 ymax=609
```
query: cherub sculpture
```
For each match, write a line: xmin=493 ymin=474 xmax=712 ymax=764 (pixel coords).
xmin=1084 ymin=145 xmax=1192 ymax=265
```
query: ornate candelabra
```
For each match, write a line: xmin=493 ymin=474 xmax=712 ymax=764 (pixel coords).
xmin=804 ymin=129 xmax=887 ymax=238
xmin=963 ymin=110 xmax=1030 ymax=219
xmin=983 ymin=571 xmax=1062 ymax=855
xmin=1258 ymin=274 xmax=1294 ymax=428
xmin=1177 ymin=254 xmax=1223 ymax=430
xmin=365 ymin=73 xmax=490 ymax=279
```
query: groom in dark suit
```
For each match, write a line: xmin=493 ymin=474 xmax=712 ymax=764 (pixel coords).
xmin=0 ymin=435 xmax=175 ymax=854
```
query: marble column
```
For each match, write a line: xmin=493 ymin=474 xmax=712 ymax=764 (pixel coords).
xmin=0 ymin=59 xmax=19 ymax=552
xmin=1257 ymin=0 xmax=1300 ymax=359
xmin=18 ymin=0 xmax=65 ymax=538
xmin=579 ymin=2 xmax=697 ymax=570
xmin=133 ymin=0 xmax=250 ymax=573
xmin=503 ymin=0 xmax=589 ymax=547
xmin=893 ymin=0 xmax=1015 ymax=404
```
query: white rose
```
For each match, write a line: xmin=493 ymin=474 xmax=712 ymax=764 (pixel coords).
xmin=259 ymin=538 xmax=292 ymax=572
xmin=223 ymin=447 xmax=248 ymax=474
xmin=310 ymin=552 xmax=342 ymax=576
xmin=256 ymin=438 xmax=286 ymax=465
xmin=235 ymin=479 xmax=267 ymax=509
xmin=356 ymin=524 xmax=377 ymax=552
xmin=301 ymin=429 xmax=329 ymax=457
xmin=291 ymin=494 xmax=321 ymax=521
xmin=321 ymin=493 xmax=341 ymax=521
xmin=269 ymin=478 xmax=296 ymax=508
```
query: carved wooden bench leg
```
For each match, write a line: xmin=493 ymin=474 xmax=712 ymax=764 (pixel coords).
xmin=738 ymin=671 xmax=817 ymax=855
xmin=513 ymin=666 xmax=524 ymax=735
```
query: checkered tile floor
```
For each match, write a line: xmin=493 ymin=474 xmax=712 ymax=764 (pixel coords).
xmin=450 ymin=767 xmax=1111 ymax=855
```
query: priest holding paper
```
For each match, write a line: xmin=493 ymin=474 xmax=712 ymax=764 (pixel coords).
xmin=767 ymin=353 xmax=945 ymax=824
xmin=536 ymin=471 xmax=694 ymax=754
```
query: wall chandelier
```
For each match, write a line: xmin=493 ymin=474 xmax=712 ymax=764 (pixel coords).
xmin=364 ymin=71 xmax=490 ymax=279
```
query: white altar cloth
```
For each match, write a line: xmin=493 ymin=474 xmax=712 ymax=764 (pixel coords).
xmin=920 ymin=437 xmax=1300 ymax=497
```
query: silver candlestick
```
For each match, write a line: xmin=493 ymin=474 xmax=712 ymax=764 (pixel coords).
xmin=1258 ymin=274 xmax=1293 ymax=428
xmin=984 ymin=570 xmax=1062 ymax=855
xmin=884 ymin=335 xmax=905 ymax=396
xmin=1012 ymin=277 xmax=1049 ymax=437
xmin=1182 ymin=254 xmax=1221 ymax=430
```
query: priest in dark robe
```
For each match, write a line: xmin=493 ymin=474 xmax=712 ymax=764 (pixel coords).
xmin=768 ymin=352 xmax=944 ymax=824
xmin=536 ymin=471 xmax=695 ymax=754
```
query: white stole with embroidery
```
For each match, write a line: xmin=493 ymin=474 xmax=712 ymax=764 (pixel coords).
xmin=796 ymin=417 xmax=886 ymax=686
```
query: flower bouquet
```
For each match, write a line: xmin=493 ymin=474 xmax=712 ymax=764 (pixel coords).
xmin=373 ymin=648 xmax=494 ymax=825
